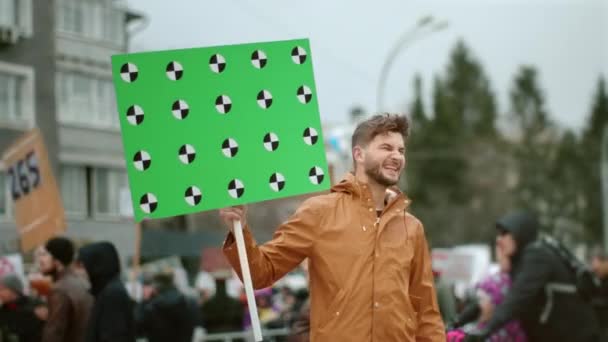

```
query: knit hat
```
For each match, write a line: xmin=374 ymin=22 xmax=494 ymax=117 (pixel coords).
xmin=0 ymin=274 xmax=24 ymax=295
xmin=45 ymin=237 xmax=75 ymax=266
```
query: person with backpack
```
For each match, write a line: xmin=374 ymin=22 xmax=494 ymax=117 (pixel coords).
xmin=461 ymin=211 xmax=600 ymax=342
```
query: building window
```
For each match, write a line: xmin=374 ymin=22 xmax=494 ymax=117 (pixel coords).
xmin=0 ymin=0 xmax=32 ymax=38
xmin=56 ymin=71 xmax=119 ymax=129
xmin=60 ymin=166 xmax=130 ymax=220
xmin=0 ymin=62 xmax=35 ymax=129
xmin=94 ymin=168 xmax=128 ymax=217
xmin=59 ymin=0 xmax=84 ymax=35
xmin=56 ymin=0 xmax=125 ymax=46
xmin=60 ymin=165 xmax=88 ymax=217
xmin=101 ymin=6 xmax=125 ymax=44
xmin=0 ymin=73 xmax=22 ymax=123
xmin=0 ymin=0 xmax=17 ymax=27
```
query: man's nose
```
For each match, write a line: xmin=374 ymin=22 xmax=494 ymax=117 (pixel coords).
xmin=389 ymin=151 xmax=404 ymax=160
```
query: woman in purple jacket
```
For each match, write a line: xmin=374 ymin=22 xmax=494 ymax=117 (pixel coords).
xmin=447 ymin=244 xmax=527 ymax=342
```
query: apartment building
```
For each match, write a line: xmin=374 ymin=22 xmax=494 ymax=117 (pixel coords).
xmin=0 ymin=0 xmax=144 ymax=256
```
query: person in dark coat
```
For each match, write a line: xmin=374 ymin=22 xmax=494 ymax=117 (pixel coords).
xmin=76 ymin=241 xmax=135 ymax=342
xmin=0 ymin=274 xmax=45 ymax=342
xmin=135 ymin=271 xmax=199 ymax=342
xmin=201 ymin=275 xmax=244 ymax=334
xmin=462 ymin=211 xmax=600 ymax=342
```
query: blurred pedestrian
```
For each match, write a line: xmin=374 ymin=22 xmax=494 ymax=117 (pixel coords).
xmin=0 ymin=273 xmax=45 ymax=342
xmin=39 ymin=236 xmax=93 ymax=342
xmin=272 ymin=286 xmax=294 ymax=319
xmin=201 ymin=271 xmax=244 ymax=335
xmin=286 ymin=259 xmax=311 ymax=341
xmin=447 ymin=243 xmax=526 ymax=341
xmin=460 ymin=212 xmax=600 ymax=342
xmin=135 ymin=271 xmax=199 ymax=342
xmin=287 ymin=297 xmax=310 ymax=342
xmin=194 ymin=270 xmax=215 ymax=304
xmin=433 ymin=269 xmax=457 ymax=324
xmin=590 ymin=247 xmax=608 ymax=340
xmin=266 ymin=286 xmax=297 ymax=329
xmin=76 ymin=241 xmax=135 ymax=342
xmin=253 ymin=287 xmax=279 ymax=327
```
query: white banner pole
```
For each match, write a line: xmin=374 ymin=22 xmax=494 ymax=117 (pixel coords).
xmin=233 ymin=219 xmax=263 ymax=341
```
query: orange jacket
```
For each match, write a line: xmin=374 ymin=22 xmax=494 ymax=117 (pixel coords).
xmin=223 ymin=174 xmax=445 ymax=341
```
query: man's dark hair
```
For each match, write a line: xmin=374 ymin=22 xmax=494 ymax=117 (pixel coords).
xmin=351 ymin=113 xmax=409 ymax=150
xmin=45 ymin=236 xmax=75 ymax=266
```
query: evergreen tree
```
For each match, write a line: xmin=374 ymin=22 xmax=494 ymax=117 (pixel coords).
xmin=406 ymin=40 xmax=504 ymax=246
xmin=510 ymin=66 xmax=549 ymax=142
xmin=581 ymin=76 xmax=608 ymax=240
xmin=584 ymin=77 xmax=608 ymax=140
xmin=442 ymin=40 xmax=497 ymax=137
xmin=543 ymin=131 xmax=586 ymax=241
xmin=410 ymin=74 xmax=427 ymax=129
xmin=508 ymin=65 xmax=557 ymax=228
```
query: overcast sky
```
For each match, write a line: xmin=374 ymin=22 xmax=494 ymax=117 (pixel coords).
xmin=127 ymin=0 xmax=607 ymax=131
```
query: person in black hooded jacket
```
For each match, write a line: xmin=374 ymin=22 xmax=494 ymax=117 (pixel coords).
xmin=135 ymin=271 xmax=199 ymax=342
xmin=76 ymin=241 xmax=135 ymax=342
xmin=462 ymin=211 xmax=600 ymax=342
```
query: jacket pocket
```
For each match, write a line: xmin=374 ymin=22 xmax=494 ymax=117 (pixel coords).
xmin=317 ymin=288 xmax=347 ymax=332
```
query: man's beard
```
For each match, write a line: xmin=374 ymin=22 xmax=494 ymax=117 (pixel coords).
xmin=364 ymin=161 xmax=400 ymax=187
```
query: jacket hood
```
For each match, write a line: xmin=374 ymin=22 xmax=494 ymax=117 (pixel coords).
xmin=496 ymin=211 xmax=539 ymax=260
xmin=77 ymin=242 xmax=121 ymax=297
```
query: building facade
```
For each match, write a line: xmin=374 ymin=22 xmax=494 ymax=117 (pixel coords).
xmin=0 ymin=0 xmax=144 ymax=256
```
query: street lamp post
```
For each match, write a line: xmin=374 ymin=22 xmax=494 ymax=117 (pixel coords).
xmin=376 ymin=16 xmax=448 ymax=112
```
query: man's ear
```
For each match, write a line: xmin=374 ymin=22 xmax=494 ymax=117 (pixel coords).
xmin=353 ymin=146 xmax=364 ymax=164
xmin=53 ymin=260 xmax=65 ymax=273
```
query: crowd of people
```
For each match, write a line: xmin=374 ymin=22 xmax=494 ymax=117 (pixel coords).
xmin=0 ymin=236 xmax=199 ymax=342
xmin=0 ymin=235 xmax=310 ymax=342
xmin=197 ymin=268 xmax=310 ymax=341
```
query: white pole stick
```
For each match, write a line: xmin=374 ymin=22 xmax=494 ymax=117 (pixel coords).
xmin=233 ymin=219 xmax=263 ymax=342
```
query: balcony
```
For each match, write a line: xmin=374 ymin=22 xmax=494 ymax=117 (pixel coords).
xmin=55 ymin=0 xmax=136 ymax=66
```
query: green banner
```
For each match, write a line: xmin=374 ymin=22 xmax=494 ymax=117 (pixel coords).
xmin=111 ymin=39 xmax=329 ymax=221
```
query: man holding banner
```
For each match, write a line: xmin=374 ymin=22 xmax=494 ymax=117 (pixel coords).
xmin=220 ymin=114 xmax=445 ymax=341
